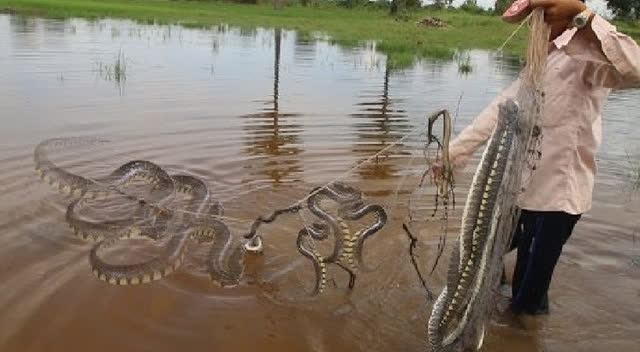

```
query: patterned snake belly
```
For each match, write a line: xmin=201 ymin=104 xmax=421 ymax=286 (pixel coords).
xmin=427 ymin=101 xmax=519 ymax=351
xmin=34 ymin=138 xmax=246 ymax=287
xmin=242 ymin=181 xmax=388 ymax=295
xmin=296 ymin=182 xmax=387 ymax=295
xmin=35 ymin=138 xmax=388 ymax=292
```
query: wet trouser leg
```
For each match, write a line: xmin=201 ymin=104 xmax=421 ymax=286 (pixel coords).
xmin=510 ymin=210 xmax=581 ymax=314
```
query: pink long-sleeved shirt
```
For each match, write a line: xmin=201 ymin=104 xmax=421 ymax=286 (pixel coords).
xmin=449 ymin=15 xmax=640 ymax=215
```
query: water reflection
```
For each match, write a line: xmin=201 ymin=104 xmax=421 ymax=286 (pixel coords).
xmin=9 ymin=15 xmax=37 ymax=33
xmin=0 ymin=14 xmax=639 ymax=352
xmin=293 ymin=32 xmax=315 ymax=66
xmin=238 ymin=26 xmax=258 ymax=38
xmin=350 ymin=60 xmax=412 ymax=182
xmin=9 ymin=16 xmax=39 ymax=52
xmin=242 ymin=28 xmax=303 ymax=186
xmin=491 ymin=52 xmax=524 ymax=78
xmin=43 ymin=18 xmax=66 ymax=34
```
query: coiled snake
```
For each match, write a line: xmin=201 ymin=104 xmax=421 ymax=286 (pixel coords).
xmin=35 ymin=138 xmax=387 ymax=293
xmin=245 ymin=182 xmax=388 ymax=295
xmin=35 ymin=138 xmax=248 ymax=287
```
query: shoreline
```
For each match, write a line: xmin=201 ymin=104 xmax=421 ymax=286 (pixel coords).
xmin=1 ymin=0 xmax=638 ymax=67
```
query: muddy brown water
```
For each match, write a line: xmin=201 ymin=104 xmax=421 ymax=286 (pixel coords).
xmin=1 ymin=15 xmax=639 ymax=352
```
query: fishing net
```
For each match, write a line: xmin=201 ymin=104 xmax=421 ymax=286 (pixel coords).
xmin=424 ymin=8 xmax=551 ymax=351
xmin=30 ymin=8 xmax=551 ymax=352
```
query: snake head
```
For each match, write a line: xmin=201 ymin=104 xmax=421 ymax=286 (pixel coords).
xmin=308 ymin=222 xmax=329 ymax=237
xmin=244 ymin=235 xmax=263 ymax=254
xmin=331 ymin=182 xmax=362 ymax=199
xmin=209 ymin=201 xmax=224 ymax=216
xmin=338 ymin=199 xmax=365 ymax=217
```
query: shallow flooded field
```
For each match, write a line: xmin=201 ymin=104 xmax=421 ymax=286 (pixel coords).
xmin=0 ymin=15 xmax=639 ymax=352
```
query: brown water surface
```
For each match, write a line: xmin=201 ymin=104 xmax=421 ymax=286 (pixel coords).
xmin=1 ymin=15 xmax=639 ymax=352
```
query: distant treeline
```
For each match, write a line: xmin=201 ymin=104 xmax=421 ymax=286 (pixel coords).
xmin=182 ymin=0 xmax=638 ymax=21
xmin=181 ymin=0 xmax=499 ymax=15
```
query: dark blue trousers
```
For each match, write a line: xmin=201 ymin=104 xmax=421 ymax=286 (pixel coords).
xmin=509 ymin=210 xmax=581 ymax=314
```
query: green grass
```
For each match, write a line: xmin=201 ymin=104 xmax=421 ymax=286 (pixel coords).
xmin=0 ymin=0 xmax=638 ymax=67
xmin=619 ymin=21 xmax=640 ymax=40
xmin=0 ymin=0 xmax=532 ymax=62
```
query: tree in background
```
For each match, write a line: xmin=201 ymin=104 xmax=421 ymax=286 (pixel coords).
xmin=434 ymin=0 xmax=454 ymax=7
xmin=606 ymin=0 xmax=640 ymax=20
xmin=390 ymin=0 xmax=402 ymax=14
xmin=342 ymin=0 xmax=371 ymax=8
xmin=460 ymin=0 xmax=489 ymax=13
xmin=390 ymin=0 xmax=422 ymax=15
xmin=495 ymin=0 xmax=513 ymax=14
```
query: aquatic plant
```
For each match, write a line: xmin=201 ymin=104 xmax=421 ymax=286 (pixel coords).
xmin=94 ymin=49 xmax=126 ymax=83
xmin=113 ymin=49 xmax=126 ymax=83
xmin=625 ymin=152 xmax=640 ymax=191
xmin=454 ymin=50 xmax=473 ymax=74
xmin=92 ymin=49 xmax=127 ymax=95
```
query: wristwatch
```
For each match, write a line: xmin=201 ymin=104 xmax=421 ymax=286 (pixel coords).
xmin=571 ymin=8 xmax=593 ymax=29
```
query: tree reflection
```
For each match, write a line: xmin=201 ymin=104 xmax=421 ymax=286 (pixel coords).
xmin=293 ymin=31 xmax=315 ymax=66
xmin=242 ymin=29 xmax=303 ymax=186
xmin=491 ymin=53 xmax=524 ymax=79
xmin=349 ymin=60 xmax=412 ymax=185
xmin=9 ymin=15 xmax=39 ymax=51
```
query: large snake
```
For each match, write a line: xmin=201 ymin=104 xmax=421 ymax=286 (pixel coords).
xmin=34 ymin=138 xmax=248 ymax=287
xmin=246 ymin=182 xmax=387 ymax=295
xmin=35 ymin=138 xmax=387 ymax=292
xmin=427 ymin=101 xmax=519 ymax=351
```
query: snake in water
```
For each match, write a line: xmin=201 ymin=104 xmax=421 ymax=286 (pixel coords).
xmin=35 ymin=138 xmax=248 ymax=287
xmin=245 ymin=182 xmax=388 ymax=295
xmin=35 ymin=138 xmax=387 ymax=293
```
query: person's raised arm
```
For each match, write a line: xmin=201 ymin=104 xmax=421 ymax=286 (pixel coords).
xmin=531 ymin=0 xmax=640 ymax=88
xmin=442 ymin=80 xmax=520 ymax=171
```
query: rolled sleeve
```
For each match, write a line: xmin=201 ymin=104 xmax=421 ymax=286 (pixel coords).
xmin=449 ymin=80 xmax=520 ymax=167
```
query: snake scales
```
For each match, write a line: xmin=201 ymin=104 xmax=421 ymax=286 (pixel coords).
xmin=245 ymin=182 xmax=387 ymax=295
xmin=427 ymin=101 xmax=520 ymax=351
xmin=427 ymin=9 xmax=549 ymax=350
xmin=35 ymin=137 xmax=246 ymax=286
xmin=292 ymin=184 xmax=387 ymax=295
xmin=35 ymin=137 xmax=387 ymax=294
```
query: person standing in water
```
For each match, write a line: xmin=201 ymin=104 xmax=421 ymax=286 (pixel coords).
xmin=433 ymin=0 xmax=640 ymax=315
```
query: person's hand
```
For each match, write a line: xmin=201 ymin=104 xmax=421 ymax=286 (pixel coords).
xmin=530 ymin=0 xmax=587 ymax=27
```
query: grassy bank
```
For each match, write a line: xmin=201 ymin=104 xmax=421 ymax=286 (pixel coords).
xmin=1 ymin=0 xmax=638 ymax=67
